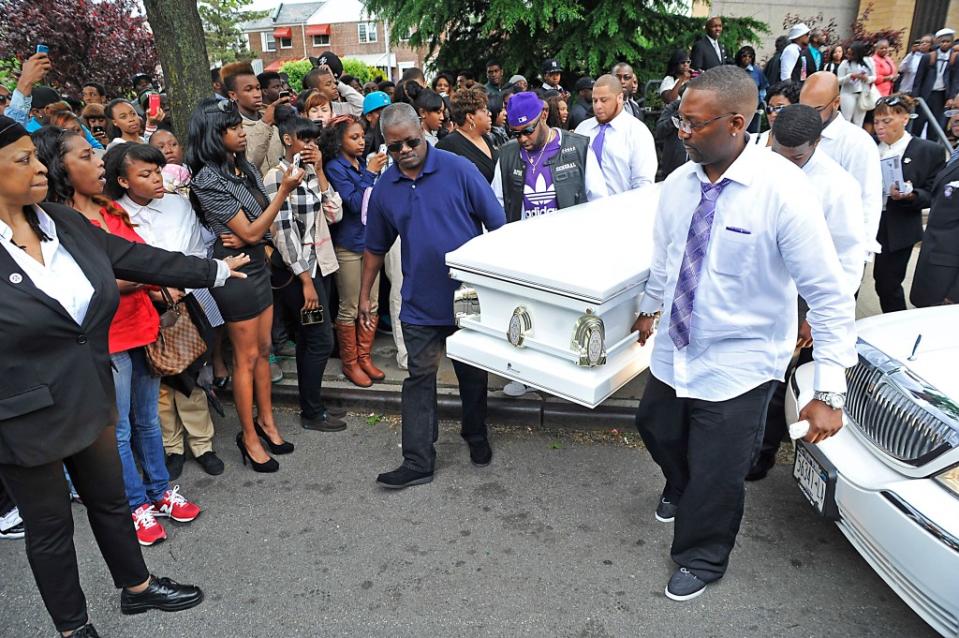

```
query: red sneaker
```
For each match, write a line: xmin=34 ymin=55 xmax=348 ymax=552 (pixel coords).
xmin=132 ymin=504 xmax=166 ymax=546
xmin=153 ymin=486 xmax=201 ymax=523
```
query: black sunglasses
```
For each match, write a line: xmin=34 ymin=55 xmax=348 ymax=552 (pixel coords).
xmin=385 ymin=137 xmax=423 ymax=153
xmin=876 ymin=95 xmax=910 ymax=110
xmin=510 ymin=116 xmax=541 ymax=138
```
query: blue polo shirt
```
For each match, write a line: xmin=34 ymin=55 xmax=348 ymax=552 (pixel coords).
xmin=366 ymin=145 xmax=506 ymax=326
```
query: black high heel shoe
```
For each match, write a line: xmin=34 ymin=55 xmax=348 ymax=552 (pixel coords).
xmin=212 ymin=375 xmax=230 ymax=390
xmin=254 ymin=419 xmax=294 ymax=455
xmin=235 ymin=432 xmax=279 ymax=473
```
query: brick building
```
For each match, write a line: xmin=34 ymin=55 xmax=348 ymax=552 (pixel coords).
xmin=240 ymin=0 xmax=426 ymax=81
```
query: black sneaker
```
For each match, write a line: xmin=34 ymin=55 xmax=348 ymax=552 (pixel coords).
xmin=665 ymin=567 xmax=707 ymax=601
xmin=655 ymin=496 xmax=678 ymax=523
xmin=467 ymin=439 xmax=493 ymax=467
xmin=746 ymin=451 xmax=776 ymax=482
xmin=376 ymin=466 xmax=434 ymax=489
xmin=326 ymin=405 xmax=348 ymax=418
xmin=120 ymin=575 xmax=204 ymax=615
xmin=71 ymin=624 xmax=100 ymax=637
xmin=165 ymin=453 xmax=185 ymax=481
xmin=302 ymin=412 xmax=347 ymax=432
xmin=195 ymin=451 xmax=224 ymax=476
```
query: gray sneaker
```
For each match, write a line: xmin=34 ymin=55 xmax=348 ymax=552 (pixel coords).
xmin=655 ymin=496 xmax=678 ymax=523
xmin=269 ymin=354 xmax=284 ymax=383
xmin=665 ymin=567 xmax=707 ymax=601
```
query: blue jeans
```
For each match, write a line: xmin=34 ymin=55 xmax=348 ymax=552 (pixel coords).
xmin=112 ymin=348 xmax=169 ymax=510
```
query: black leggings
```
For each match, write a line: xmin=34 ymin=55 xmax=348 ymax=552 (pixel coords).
xmin=0 ymin=426 xmax=150 ymax=633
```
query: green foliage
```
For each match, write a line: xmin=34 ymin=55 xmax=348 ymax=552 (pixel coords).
xmin=364 ymin=0 xmax=766 ymax=97
xmin=0 ymin=57 xmax=18 ymax=89
xmin=280 ymin=59 xmax=313 ymax=93
xmin=198 ymin=0 xmax=267 ymax=66
xmin=342 ymin=58 xmax=379 ymax=84
xmin=366 ymin=413 xmax=384 ymax=426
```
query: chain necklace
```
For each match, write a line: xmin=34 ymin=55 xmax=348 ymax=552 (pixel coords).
xmin=521 ymin=128 xmax=555 ymax=170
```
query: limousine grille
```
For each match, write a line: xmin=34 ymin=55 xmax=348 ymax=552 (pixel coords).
xmin=845 ymin=341 xmax=959 ymax=466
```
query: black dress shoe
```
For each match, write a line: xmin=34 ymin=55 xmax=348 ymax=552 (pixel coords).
xmin=325 ymin=405 xmax=348 ymax=418
xmin=165 ymin=453 xmax=185 ymax=481
xmin=195 ymin=451 xmax=224 ymax=476
xmin=301 ymin=412 xmax=347 ymax=432
xmin=746 ymin=452 xmax=775 ymax=482
xmin=467 ymin=439 xmax=493 ymax=467
xmin=376 ymin=466 xmax=434 ymax=489
xmin=120 ymin=575 xmax=204 ymax=615
xmin=68 ymin=623 xmax=100 ymax=637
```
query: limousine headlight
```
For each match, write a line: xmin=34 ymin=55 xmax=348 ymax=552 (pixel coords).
xmin=571 ymin=311 xmax=606 ymax=367
xmin=936 ymin=464 xmax=959 ymax=499
xmin=453 ymin=287 xmax=480 ymax=327
xmin=507 ymin=306 xmax=532 ymax=347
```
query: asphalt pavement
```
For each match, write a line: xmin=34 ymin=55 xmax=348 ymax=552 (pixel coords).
xmin=0 ymin=409 xmax=937 ymax=638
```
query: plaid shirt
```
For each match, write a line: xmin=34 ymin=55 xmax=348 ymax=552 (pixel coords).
xmin=264 ymin=161 xmax=341 ymax=277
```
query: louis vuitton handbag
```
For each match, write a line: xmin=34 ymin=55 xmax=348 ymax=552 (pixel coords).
xmin=146 ymin=288 xmax=207 ymax=376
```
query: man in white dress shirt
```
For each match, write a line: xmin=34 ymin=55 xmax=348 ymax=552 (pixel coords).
xmin=574 ymin=75 xmax=657 ymax=194
xmin=800 ymin=72 xmax=883 ymax=263
xmin=630 ymin=66 xmax=857 ymax=601
xmin=779 ymin=23 xmax=811 ymax=82
xmin=748 ymin=104 xmax=865 ymax=480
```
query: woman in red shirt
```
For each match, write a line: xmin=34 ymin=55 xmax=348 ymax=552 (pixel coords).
xmin=33 ymin=127 xmax=202 ymax=547
xmin=872 ymin=39 xmax=898 ymax=97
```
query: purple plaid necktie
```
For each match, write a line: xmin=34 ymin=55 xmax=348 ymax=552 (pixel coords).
xmin=592 ymin=123 xmax=610 ymax=167
xmin=668 ymin=178 xmax=732 ymax=350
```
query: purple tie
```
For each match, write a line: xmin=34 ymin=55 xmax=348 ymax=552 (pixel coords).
xmin=668 ymin=178 xmax=731 ymax=350
xmin=592 ymin=123 xmax=610 ymax=166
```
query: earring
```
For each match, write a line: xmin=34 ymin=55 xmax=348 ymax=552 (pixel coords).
xmin=731 ymin=133 xmax=736 ymax=137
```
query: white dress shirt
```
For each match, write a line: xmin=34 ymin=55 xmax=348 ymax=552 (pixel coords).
xmin=574 ymin=108 xmax=658 ymax=193
xmin=118 ymin=193 xmax=208 ymax=257
xmin=780 ymin=43 xmax=802 ymax=81
xmin=934 ymin=49 xmax=950 ymax=91
xmin=707 ymin=37 xmax=722 ymax=62
xmin=802 ymin=151 xmax=866 ymax=294
xmin=817 ymin=114 xmax=883 ymax=257
xmin=0 ymin=207 xmax=95 ymax=325
xmin=878 ymin=131 xmax=912 ymax=204
xmin=638 ymin=142 xmax=857 ymax=401
xmin=898 ymin=52 xmax=921 ymax=94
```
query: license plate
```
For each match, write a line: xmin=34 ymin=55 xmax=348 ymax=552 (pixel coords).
xmin=793 ymin=442 xmax=840 ymax=520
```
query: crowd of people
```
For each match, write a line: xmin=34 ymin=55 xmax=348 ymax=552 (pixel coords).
xmin=2 ymin=17 xmax=959 ymax=635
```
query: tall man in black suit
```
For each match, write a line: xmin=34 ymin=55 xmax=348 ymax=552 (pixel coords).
xmin=690 ymin=17 xmax=726 ymax=73
xmin=911 ymin=151 xmax=959 ymax=307
xmin=911 ymin=27 xmax=958 ymax=139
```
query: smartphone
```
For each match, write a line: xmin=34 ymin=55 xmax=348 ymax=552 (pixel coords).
xmin=279 ymin=90 xmax=291 ymax=100
xmin=301 ymin=307 xmax=324 ymax=325
xmin=292 ymin=153 xmax=302 ymax=169
xmin=92 ymin=125 xmax=105 ymax=135
xmin=148 ymin=93 xmax=161 ymax=118
xmin=378 ymin=144 xmax=387 ymax=155
xmin=36 ymin=44 xmax=48 ymax=55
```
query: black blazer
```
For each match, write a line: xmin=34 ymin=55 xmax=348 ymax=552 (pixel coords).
xmin=878 ymin=137 xmax=945 ymax=253
xmin=911 ymin=159 xmax=959 ymax=307
xmin=0 ymin=202 xmax=220 ymax=467
xmin=912 ymin=51 xmax=959 ymax=101
xmin=690 ymin=36 xmax=726 ymax=72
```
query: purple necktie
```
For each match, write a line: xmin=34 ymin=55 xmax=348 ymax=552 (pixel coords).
xmin=668 ymin=178 xmax=731 ymax=350
xmin=592 ymin=123 xmax=610 ymax=167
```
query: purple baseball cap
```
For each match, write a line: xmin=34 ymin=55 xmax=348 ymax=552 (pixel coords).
xmin=506 ymin=91 xmax=544 ymax=128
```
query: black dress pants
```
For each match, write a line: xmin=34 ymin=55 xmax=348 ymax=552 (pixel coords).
xmin=635 ymin=375 xmax=776 ymax=583
xmin=399 ymin=323 xmax=488 ymax=472
xmin=874 ymin=245 xmax=914 ymax=313
xmin=0 ymin=426 xmax=150 ymax=632
xmin=0 ymin=480 xmax=14 ymax=516
xmin=277 ymin=273 xmax=335 ymax=419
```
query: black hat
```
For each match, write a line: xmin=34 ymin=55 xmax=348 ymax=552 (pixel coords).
xmin=310 ymin=51 xmax=343 ymax=79
xmin=574 ymin=77 xmax=594 ymax=91
xmin=131 ymin=73 xmax=152 ymax=87
xmin=31 ymin=86 xmax=61 ymax=109
xmin=542 ymin=58 xmax=563 ymax=74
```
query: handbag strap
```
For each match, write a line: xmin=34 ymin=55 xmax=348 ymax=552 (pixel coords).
xmin=158 ymin=287 xmax=181 ymax=315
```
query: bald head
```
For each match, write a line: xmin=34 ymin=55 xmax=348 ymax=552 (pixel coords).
xmin=799 ymin=72 xmax=840 ymax=123
xmin=684 ymin=64 xmax=757 ymax=116
xmin=594 ymin=74 xmax=622 ymax=94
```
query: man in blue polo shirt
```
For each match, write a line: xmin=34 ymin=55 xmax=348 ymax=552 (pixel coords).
xmin=359 ymin=103 xmax=507 ymax=490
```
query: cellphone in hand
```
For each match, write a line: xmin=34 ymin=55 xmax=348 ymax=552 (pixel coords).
xmin=148 ymin=93 xmax=161 ymax=118
xmin=378 ymin=144 xmax=387 ymax=155
xmin=36 ymin=44 xmax=49 ymax=55
xmin=292 ymin=153 xmax=302 ymax=169
xmin=301 ymin=307 xmax=324 ymax=325
xmin=92 ymin=125 xmax=105 ymax=135
xmin=279 ymin=90 xmax=291 ymax=99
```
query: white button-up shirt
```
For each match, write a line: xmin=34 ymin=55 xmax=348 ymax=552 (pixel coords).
xmin=0 ymin=207 xmax=95 ymax=325
xmin=801 ymin=151 xmax=866 ymax=294
xmin=780 ymin=43 xmax=802 ymax=81
xmin=118 ymin=193 xmax=208 ymax=258
xmin=574 ymin=108 xmax=658 ymax=194
xmin=817 ymin=114 xmax=883 ymax=258
xmin=638 ymin=142 xmax=857 ymax=401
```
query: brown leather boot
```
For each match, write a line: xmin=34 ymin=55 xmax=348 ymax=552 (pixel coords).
xmin=335 ymin=322 xmax=372 ymax=387
xmin=356 ymin=316 xmax=386 ymax=381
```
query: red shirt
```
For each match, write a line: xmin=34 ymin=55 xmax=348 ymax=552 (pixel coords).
xmin=872 ymin=54 xmax=897 ymax=97
xmin=88 ymin=205 xmax=160 ymax=354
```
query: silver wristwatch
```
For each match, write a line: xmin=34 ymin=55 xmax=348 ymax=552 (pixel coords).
xmin=813 ymin=391 xmax=846 ymax=410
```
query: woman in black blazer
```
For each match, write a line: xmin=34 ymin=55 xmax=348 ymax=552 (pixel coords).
xmin=872 ymin=95 xmax=946 ymax=312
xmin=0 ymin=116 xmax=248 ymax=637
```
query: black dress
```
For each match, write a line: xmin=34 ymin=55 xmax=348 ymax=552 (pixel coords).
xmin=436 ymin=130 xmax=499 ymax=183
xmin=191 ymin=165 xmax=273 ymax=322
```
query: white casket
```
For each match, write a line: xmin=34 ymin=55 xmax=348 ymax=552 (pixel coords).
xmin=445 ymin=186 xmax=659 ymax=408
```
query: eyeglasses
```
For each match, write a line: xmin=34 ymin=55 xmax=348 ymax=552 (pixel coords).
xmin=765 ymin=104 xmax=787 ymax=115
xmin=671 ymin=112 xmax=736 ymax=134
xmin=811 ymin=94 xmax=840 ymax=112
xmin=385 ymin=137 xmax=423 ymax=153
xmin=509 ymin=116 xmax=541 ymax=138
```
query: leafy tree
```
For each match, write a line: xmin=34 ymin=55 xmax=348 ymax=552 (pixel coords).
xmin=0 ymin=0 xmax=158 ymax=97
xmin=364 ymin=0 xmax=766 ymax=92
xmin=784 ymin=3 xmax=905 ymax=53
xmin=342 ymin=58 xmax=379 ymax=84
xmin=198 ymin=0 xmax=268 ymax=66
xmin=280 ymin=60 xmax=313 ymax=93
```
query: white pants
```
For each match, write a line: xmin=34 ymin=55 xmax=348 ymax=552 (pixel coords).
xmin=840 ymin=92 xmax=867 ymax=127
xmin=384 ymin=238 xmax=407 ymax=368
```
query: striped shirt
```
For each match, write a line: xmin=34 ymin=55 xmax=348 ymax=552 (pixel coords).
xmin=190 ymin=164 xmax=271 ymax=239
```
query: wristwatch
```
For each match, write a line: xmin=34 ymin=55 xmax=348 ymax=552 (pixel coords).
xmin=813 ymin=391 xmax=846 ymax=411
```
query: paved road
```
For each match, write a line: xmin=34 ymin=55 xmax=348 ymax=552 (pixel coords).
xmin=0 ymin=410 xmax=936 ymax=637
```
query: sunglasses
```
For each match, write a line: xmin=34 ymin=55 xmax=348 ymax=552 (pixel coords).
xmin=765 ymin=104 xmax=787 ymax=114
xmin=385 ymin=137 xmax=423 ymax=153
xmin=509 ymin=116 xmax=541 ymax=138
xmin=876 ymin=95 xmax=909 ymax=110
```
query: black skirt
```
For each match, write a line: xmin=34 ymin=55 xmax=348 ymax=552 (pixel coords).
xmin=210 ymin=240 xmax=272 ymax=322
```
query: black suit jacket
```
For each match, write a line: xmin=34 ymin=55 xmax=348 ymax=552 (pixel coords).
xmin=878 ymin=137 xmax=945 ymax=252
xmin=0 ymin=202 xmax=220 ymax=467
xmin=690 ymin=36 xmax=725 ymax=72
xmin=912 ymin=51 xmax=959 ymax=100
xmin=911 ymin=159 xmax=959 ymax=307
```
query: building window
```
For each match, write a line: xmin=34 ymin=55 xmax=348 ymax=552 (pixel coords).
xmin=261 ymin=32 xmax=276 ymax=52
xmin=312 ymin=34 xmax=330 ymax=47
xmin=279 ymin=37 xmax=293 ymax=49
xmin=358 ymin=22 xmax=377 ymax=44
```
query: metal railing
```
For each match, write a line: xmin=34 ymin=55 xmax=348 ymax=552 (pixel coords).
xmin=913 ymin=96 xmax=955 ymax=157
